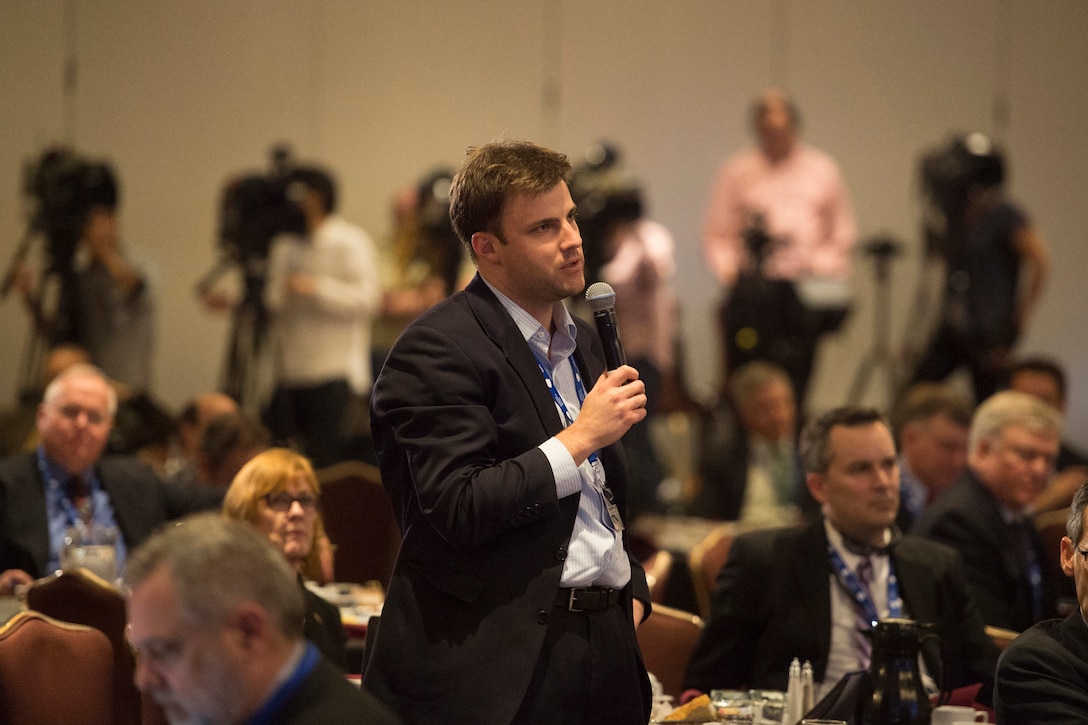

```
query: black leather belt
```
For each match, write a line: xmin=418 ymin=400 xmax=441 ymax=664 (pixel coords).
xmin=555 ymin=586 xmax=619 ymax=612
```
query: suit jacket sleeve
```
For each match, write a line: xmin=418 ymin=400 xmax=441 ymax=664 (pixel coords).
xmin=995 ymin=615 xmax=1088 ymax=724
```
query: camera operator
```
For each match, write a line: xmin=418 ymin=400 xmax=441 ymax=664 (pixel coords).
xmin=909 ymin=133 xmax=1050 ymax=402
xmin=703 ymin=88 xmax=857 ymax=407
xmin=205 ymin=164 xmax=380 ymax=465
xmin=12 ymin=152 xmax=153 ymax=394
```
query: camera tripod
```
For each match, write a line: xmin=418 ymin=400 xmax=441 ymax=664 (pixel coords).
xmin=847 ymin=236 xmax=904 ymax=406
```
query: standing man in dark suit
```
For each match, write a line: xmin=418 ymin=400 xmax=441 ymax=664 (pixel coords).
xmin=125 ymin=513 xmax=399 ymax=724
xmin=995 ymin=480 xmax=1088 ymax=722
xmin=0 ymin=364 xmax=216 ymax=593
xmin=365 ymin=140 xmax=652 ymax=725
xmin=684 ymin=406 xmax=998 ymax=702
xmin=913 ymin=390 xmax=1062 ymax=632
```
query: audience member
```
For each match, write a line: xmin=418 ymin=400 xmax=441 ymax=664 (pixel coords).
xmin=263 ymin=165 xmax=382 ymax=468
xmin=1004 ymin=355 xmax=1088 ymax=513
xmin=994 ymin=480 xmax=1088 ymax=721
xmin=223 ymin=448 xmax=345 ymax=668
xmin=691 ymin=360 xmax=806 ymax=526
xmin=365 ymin=141 xmax=652 ymax=725
xmin=913 ymin=390 xmax=1062 ymax=631
xmin=703 ymin=87 xmax=856 ymax=405
xmin=890 ymin=382 xmax=973 ymax=531
xmin=684 ymin=406 xmax=999 ymax=702
xmin=910 ymin=133 xmax=1049 ymax=402
xmin=124 ymin=512 xmax=400 ymax=724
xmin=196 ymin=410 xmax=270 ymax=489
xmin=0 ymin=364 xmax=204 ymax=593
xmin=165 ymin=392 xmax=239 ymax=477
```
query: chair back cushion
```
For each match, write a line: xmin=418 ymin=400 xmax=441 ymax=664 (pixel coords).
xmin=317 ymin=461 xmax=401 ymax=587
xmin=0 ymin=610 xmax=114 ymax=725
xmin=26 ymin=568 xmax=143 ymax=725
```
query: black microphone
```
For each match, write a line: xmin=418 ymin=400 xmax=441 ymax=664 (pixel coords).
xmin=585 ymin=281 xmax=627 ymax=370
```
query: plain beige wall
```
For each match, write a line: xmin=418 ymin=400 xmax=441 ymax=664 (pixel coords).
xmin=2 ymin=0 xmax=1086 ymax=449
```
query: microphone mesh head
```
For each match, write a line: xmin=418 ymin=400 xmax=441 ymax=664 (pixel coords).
xmin=585 ymin=282 xmax=616 ymax=312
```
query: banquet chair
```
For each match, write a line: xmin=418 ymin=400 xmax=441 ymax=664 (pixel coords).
xmin=316 ymin=460 xmax=402 ymax=587
xmin=642 ymin=548 xmax=674 ymax=604
xmin=636 ymin=604 xmax=705 ymax=700
xmin=0 ymin=610 xmax=114 ymax=725
xmin=984 ymin=625 xmax=1020 ymax=651
xmin=26 ymin=566 xmax=154 ymax=725
xmin=688 ymin=523 xmax=736 ymax=619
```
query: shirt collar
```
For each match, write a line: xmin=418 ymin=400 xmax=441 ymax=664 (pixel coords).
xmin=481 ymin=277 xmax=578 ymax=357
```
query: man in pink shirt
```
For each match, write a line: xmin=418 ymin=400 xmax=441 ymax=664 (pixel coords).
xmin=704 ymin=88 xmax=857 ymax=404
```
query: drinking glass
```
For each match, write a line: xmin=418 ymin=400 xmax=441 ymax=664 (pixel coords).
xmin=60 ymin=524 xmax=119 ymax=582
xmin=710 ymin=690 xmax=754 ymax=723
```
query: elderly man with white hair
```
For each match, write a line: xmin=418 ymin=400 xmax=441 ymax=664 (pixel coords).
xmin=913 ymin=390 xmax=1063 ymax=632
xmin=0 ymin=364 xmax=202 ymax=593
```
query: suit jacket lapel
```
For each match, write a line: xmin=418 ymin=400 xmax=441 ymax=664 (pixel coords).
xmin=794 ymin=521 xmax=834 ymax=670
xmin=464 ymin=275 xmax=567 ymax=439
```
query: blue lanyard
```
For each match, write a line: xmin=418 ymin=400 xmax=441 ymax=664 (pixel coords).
xmin=246 ymin=642 xmax=320 ymax=725
xmin=828 ymin=543 xmax=902 ymax=624
xmin=535 ymin=356 xmax=599 ymax=465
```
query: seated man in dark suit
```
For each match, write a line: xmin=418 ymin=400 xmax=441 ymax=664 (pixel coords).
xmin=685 ymin=406 xmax=999 ymax=702
xmin=124 ymin=513 xmax=400 ymax=724
xmin=889 ymin=382 xmax=972 ymax=531
xmin=692 ymin=360 xmax=807 ymax=526
xmin=995 ymin=479 xmax=1088 ymax=722
xmin=0 ymin=364 xmax=216 ymax=594
xmin=913 ymin=390 xmax=1063 ymax=632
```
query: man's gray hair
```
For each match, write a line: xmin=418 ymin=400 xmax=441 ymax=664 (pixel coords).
xmin=1067 ymin=480 xmax=1088 ymax=546
xmin=43 ymin=363 xmax=118 ymax=417
xmin=123 ymin=513 xmax=305 ymax=638
xmin=727 ymin=360 xmax=793 ymax=409
xmin=968 ymin=390 xmax=1062 ymax=454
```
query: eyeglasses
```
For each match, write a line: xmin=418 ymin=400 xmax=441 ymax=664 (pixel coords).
xmin=1076 ymin=543 xmax=1088 ymax=559
xmin=262 ymin=492 xmax=318 ymax=512
xmin=52 ymin=404 xmax=109 ymax=426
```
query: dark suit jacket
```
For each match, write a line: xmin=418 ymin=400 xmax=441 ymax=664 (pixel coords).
xmin=994 ymin=611 xmax=1088 ymax=724
xmin=364 ymin=276 xmax=650 ymax=725
xmin=911 ymin=470 xmax=1056 ymax=632
xmin=0 ymin=452 xmax=207 ymax=578
xmin=691 ymin=402 xmax=810 ymax=521
xmin=271 ymin=655 xmax=401 ymax=724
xmin=683 ymin=519 xmax=999 ymax=701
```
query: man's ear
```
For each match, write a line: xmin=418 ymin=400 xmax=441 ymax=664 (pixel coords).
xmin=1060 ymin=536 xmax=1077 ymax=578
xmin=472 ymin=232 xmax=499 ymax=262
xmin=806 ymin=471 xmax=827 ymax=505
xmin=229 ymin=601 xmax=269 ymax=652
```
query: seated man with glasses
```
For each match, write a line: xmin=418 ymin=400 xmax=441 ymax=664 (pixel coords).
xmin=913 ymin=390 xmax=1063 ymax=632
xmin=0 ymin=364 xmax=207 ymax=593
xmin=223 ymin=447 xmax=346 ymax=668
xmin=995 ymin=479 xmax=1088 ymax=721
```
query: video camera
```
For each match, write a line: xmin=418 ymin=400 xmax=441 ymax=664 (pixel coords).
xmin=216 ymin=145 xmax=306 ymax=264
xmin=919 ymin=132 xmax=1005 ymax=227
xmin=23 ymin=147 xmax=118 ymax=272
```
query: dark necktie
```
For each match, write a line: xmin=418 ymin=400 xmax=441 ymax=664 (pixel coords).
xmin=1010 ymin=518 xmax=1044 ymax=622
xmin=67 ymin=475 xmax=92 ymax=523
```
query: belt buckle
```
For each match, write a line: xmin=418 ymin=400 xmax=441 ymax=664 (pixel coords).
xmin=568 ymin=588 xmax=584 ymax=612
